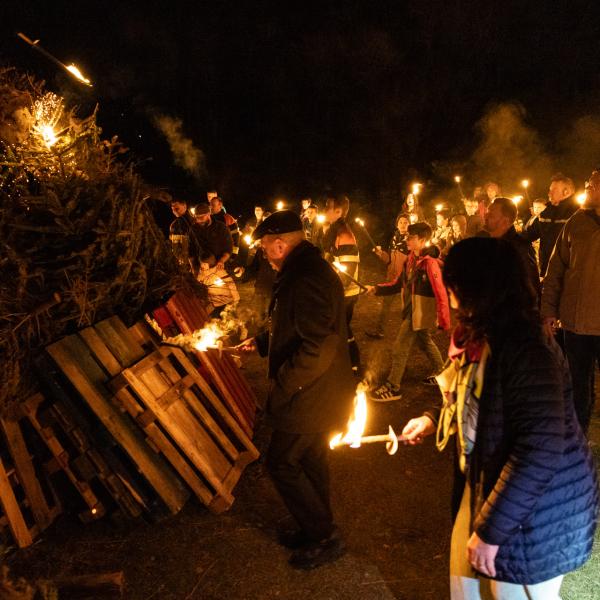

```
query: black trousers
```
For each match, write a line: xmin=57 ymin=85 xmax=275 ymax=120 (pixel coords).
xmin=564 ymin=330 xmax=600 ymax=435
xmin=266 ymin=430 xmax=334 ymax=542
xmin=345 ymin=296 xmax=361 ymax=375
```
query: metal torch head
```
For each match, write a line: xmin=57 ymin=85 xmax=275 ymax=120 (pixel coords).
xmin=386 ymin=425 xmax=399 ymax=455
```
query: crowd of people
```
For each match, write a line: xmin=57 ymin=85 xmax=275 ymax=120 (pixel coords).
xmin=162 ymin=171 xmax=600 ymax=599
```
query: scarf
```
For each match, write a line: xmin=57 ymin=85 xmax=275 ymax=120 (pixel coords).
xmin=435 ymin=332 xmax=491 ymax=473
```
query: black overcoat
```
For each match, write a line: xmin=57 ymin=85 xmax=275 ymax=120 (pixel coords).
xmin=256 ymin=241 xmax=355 ymax=433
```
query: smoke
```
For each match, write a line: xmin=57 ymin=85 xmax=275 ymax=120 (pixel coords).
xmin=151 ymin=113 xmax=207 ymax=180
xmin=471 ymin=102 xmax=553 ymax=189
xmin=559 ymin=115 xmax=600 ymax=180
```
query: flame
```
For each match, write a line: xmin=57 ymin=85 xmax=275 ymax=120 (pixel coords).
xmin=354 ymin=217 xmax=365 ymax=227
xmin=329 ymin=385 xmax=368 ymax=449
xmin=576 ymin=193 xmax=587 ymax=206
xmin=213 ymin=278 xmax=224 ymax=287
xmin=333 ymin=261 xmax=347 ymax=273
xmin=409 ymin=213 xmax=418 ymax=224
xmin=66 ymin=64 xmax=92 ymax=86
xmin=521 ymin=179 xmax=530 ymax=189
xmin=316 ymin=214 xmax=326 ymax=224
xmin=38 ymin=124 xmax=58 ymax=147
xmin=243 ymin=234 xmax=253 ymax=245
xmin=454 ymin=175 xmax=461 ymax=183
xmin=411 ymin=182 xmax=422 ymax=195
xmin=276 ymin=201 xmax=285 ymax=210
xmin=193 ymin=321 xmax=224 ymax=351
xmin=512 ymin=195 xmax=523 ymax=205
xmin=435 ymin=203 xmax=444 ymax=212
xmin=31 ymin=93 xmax=64 ymax=149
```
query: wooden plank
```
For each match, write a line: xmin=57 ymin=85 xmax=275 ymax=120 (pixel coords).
xmin=80 ymin=328 xmax=122 ymax=377
xmin=47 ymin=335 xmax=189 ymax=514
xmin=0 ymin=417 xmax=53 ymax=530
xmin=223 ymin=351 xmax=258 ymax=414
xmin=94 ymin=317 xmax=145 ymax=368
xmin=0 ymin=456 xmax=33 ymax=548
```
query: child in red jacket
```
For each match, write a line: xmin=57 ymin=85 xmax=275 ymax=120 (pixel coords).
xmin=366 ymin=222 xmax=450 ymax=402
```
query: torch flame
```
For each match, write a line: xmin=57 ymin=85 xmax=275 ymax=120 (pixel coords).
xmin=454 ymin=175 xmax=461 ymax=183
xmin=276 ymin=201 xmax=284 ymax=210
xmin=316 ymin=214 xmax=326 ymax=224
xmin=38 ymin=124 xmax=58 ymax=147
xmin=213 ymin=278 xmax=224 ymax=287
xmin=521 ymin=179 xmax=530 ymax=189
xmin=576 ymin=193 xmax=586 ymax=206
xmin=354 ymin=217 xmax=365 ymax=227
xmin=332 ymin=261 xmax=347 ymax=273
xmin=243 ymin=234 xmax=253 ymax=245
xmin=66 ymin=64 xmax=92 ymax=86
xmin=512 ymin=195 xmax=523 ymax=205
xmin=411 ymin=182 xmax=422 ymax=195
xmin=329 ymin=385 xmax=368 ymax=449
xmin=435 ymin=203 xmax=444 ymax=212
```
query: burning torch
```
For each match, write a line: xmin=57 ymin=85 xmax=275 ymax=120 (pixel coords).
xmin=354 ymin=217 xmax=377 ymax=250
xmin=17 ymin=33 xmax=93 ymax=87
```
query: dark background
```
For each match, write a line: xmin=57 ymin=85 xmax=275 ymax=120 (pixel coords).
xmin=3 ymin=0 xmax=600 ymax=216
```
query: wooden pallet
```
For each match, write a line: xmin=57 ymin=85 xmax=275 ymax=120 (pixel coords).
xmin=108 ymin=345 xmax=259 ymax=513
xmin=0 ymin=414 xmax=63 ymax=548
xmin=46 ymin=320 xmax=190 ymax=515
xmin=194 ymin=348 xmax=257 ymax=437
xmin=21 ymin=393 xmax=144 ymax=520
xmin=165 ymin=289 xmax=211 ymax=335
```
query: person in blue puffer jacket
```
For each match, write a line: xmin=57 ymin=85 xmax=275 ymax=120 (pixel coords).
xmin=401 ymin=237 xmax=598 ymax=600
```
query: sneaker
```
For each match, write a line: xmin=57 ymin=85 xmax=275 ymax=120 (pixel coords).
xmin=422 ymin=375 xmax=438 ymax=386
xmin=365 ymin=330 xmax=384 ymax=339
xmin=369 ymin=383 xmax=402 ymax=402
xmin=288 ymin=528 xmax=346 ymax=570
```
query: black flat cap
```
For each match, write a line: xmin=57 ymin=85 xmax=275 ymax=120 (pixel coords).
xmin=252 ymin=210 xmax=303 ymax=240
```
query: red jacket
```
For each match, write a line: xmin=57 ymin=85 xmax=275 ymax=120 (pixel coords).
xmin=376 ymin=250 xmax=451 ymax=331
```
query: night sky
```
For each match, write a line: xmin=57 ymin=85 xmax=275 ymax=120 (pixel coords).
xmin=3 ymin=1 xmax=600 ymax=214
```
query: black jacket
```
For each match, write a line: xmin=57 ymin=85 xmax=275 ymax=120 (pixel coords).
xmin=429 ymin=330 xmax=598 ymax=584
xmin=255 ymin=241 xmax=355 ymax=433
xmin=501 ymin=226 xmax=540 ymax=297
xmin=522 ymin=195 xmax=579 ymax=276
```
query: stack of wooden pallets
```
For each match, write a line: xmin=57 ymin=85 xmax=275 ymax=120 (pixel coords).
xmin=0 ymin=295 xmax=261 ymax=549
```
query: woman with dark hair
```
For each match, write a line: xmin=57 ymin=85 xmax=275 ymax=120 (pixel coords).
xmin=401 ymin=237 xmax=598 ymax=599
xmin=401 ymin=193 xmax=425 ymax=224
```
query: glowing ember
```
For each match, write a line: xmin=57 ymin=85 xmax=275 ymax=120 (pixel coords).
xmin=66 ymin=64 xmax=92 ymax=86
xmin=316 ymin=214 xmax=326 ymax=224
xmin=411 ymin=182 xmax=422 ymax=195
xmin=577 ymin=193 xmax=587 ymax=206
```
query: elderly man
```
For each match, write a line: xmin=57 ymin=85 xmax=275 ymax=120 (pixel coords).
xmin=523 ymin=173 xmax=579 ymax=276
xmin=241 ymin=210 xmax=354 ymax=570
xmin=542 ymin=170 xmax=600 ymax=434
xmin=483 ymin=197 xmax=540 ymax=296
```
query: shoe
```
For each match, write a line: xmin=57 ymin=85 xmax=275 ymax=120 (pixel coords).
xmin=288 ymin=529 xmax=346 ymax=570
xmin=277 ymin=528 xmax=311 ymax=550
xmin=369 ymin=383 xmax=402 ymax=402
xmin=365 ymin=330 xmax=384 ymax=339
xmin=422 ymin=375 xmax=438 ymax=386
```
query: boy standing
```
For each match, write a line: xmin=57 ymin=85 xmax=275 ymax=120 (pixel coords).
xmin=367 ymin=222 xmax=450 ymax=402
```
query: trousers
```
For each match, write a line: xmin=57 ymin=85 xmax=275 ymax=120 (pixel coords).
xmin=266 ymin=430 xmax=334 ymax=542
xmin=564 ymin=330 xmax=600 ymax=434
xmin=388 ymin=317 xmax=444 ymax=386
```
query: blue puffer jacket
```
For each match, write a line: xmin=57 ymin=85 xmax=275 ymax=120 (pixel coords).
xmin=467 ymin=330 xmax=598 ymax=584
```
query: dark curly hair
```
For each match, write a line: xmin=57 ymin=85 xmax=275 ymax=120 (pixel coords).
xmin=442 ymin=237 xmax=540 ymax=345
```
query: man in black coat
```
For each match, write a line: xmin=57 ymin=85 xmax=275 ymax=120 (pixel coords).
xmin=522 ymin=173 xmax=579 ymax=276
xmin=240 ymin=210 xmax=355 ymax=570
